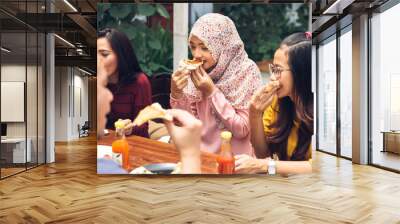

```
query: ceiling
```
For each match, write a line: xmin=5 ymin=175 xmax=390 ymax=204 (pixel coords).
xmin=4 ymin=0 xmax=393 ymax=72
xmin=311 ymin=0 xmax=391 ymax=43
xmin=0 ymin=0 xmax=99 ymax=74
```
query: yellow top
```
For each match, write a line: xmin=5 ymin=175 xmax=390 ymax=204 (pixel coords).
xmin=262 ymin=96 xmax=312 ymax=161
xmin=221 ymin=131 xmax=232 ymax=141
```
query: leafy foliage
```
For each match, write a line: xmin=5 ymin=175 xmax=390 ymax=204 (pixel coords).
xmin=214 ymin=4 xmax=309 ymax=62
xmin=98 ymin=3 xmax=173 ymax=76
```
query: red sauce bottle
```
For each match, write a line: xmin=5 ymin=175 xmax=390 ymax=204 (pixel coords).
xmin=216 ymin=131 xmax=235 ymax=174
xmin=112 ymin=121 xmax=130 ymax=170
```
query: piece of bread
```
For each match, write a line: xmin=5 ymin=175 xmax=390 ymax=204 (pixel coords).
xmin=265 ymin=80 xmax=280 ymax=92
xmin=114 ymin=119 xmax=132 ymax=129
xmin=179 ymin=58 xmax=203 ymax=70
xmin=133 ymin=103 xmax=173 ymax=126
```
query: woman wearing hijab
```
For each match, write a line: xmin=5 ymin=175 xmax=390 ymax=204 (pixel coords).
xmin=170 ymin=13 xmax=261 ymax=155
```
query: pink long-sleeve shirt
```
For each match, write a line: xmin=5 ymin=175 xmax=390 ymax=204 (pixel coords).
xmin=170 ymin=89 xmax=253 ymax=156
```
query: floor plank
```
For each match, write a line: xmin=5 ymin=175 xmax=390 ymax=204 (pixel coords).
xmin=0 ymin=135 xmax=399 ymax=223
xmin=372 ymin=151 xmax=400 ymax=171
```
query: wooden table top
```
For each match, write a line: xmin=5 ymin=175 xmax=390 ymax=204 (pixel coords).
xmin=381 ymin=131 xmax=400 ymax=134
xmin=98 ymin=133 xmax=218 ymax=174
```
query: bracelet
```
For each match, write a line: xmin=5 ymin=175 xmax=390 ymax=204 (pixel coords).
xmin=266 ymin=157 xmax=276 ymax=175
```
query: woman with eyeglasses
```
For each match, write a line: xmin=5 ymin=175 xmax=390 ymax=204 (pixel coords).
xmin=235 ymin=32 xmax=313 ymax=175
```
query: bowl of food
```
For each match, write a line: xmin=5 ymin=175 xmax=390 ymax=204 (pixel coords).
xmin=130 ymin=162 xmax=182 ymax=174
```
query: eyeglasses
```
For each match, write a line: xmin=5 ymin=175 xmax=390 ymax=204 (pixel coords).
xmin=269 ymin=63 xmax=291 ymax=78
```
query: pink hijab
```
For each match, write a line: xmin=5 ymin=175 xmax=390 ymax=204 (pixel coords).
xmin=183 ymin=13 xmax=261 ymax=109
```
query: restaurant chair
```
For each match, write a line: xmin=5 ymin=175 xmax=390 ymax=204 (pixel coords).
xmin=150 ymin=72 xmax=171 ymax=109
xmin=78 ymin=121 xmax=90 ymax=138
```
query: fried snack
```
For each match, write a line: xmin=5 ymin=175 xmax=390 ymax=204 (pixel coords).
xmin=114 ymin=119 xmax=131 ymax=129
xmin=265 ymin=80 xmax=280 ymax=92
xmin=179 ymin=58 xmax=203 ymax=70
xmin=132 ymin=103 xmax=173 ymax=126
xmin=114 ymin=119 xmax=135 ymax=135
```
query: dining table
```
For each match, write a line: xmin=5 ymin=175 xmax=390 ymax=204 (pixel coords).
xmin=97 ymin=131 xmax=218 ymax=174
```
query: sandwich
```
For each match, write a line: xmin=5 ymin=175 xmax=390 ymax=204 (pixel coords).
xmin=132 ymin=103 xmax=173 ymax=127
xmin=179 ymin=58 xmax=203 ymax=70
xmin=265 ymin=80 xmax=280 ymax=92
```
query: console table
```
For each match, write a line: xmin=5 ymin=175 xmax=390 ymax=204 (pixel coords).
xmin=1 ymin=138 xmax=32 ymax=164
xmin=381 ymin=131 xmax=400 ymax=154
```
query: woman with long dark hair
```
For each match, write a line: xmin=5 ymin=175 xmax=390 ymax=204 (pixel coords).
xmin=97 ymin=28 xmax=152 ymax=137
xmin=235 ymin=32 xmax=313 ymax=174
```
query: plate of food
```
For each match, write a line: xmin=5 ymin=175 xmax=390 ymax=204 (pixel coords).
xmin=130 ymin=162 xmax=182 ymax=174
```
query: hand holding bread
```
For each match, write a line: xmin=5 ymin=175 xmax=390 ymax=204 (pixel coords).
xmin=249 ymin=80 xmax=280 ymax=114
xmin=171 ymin=59 xmax=205 ymax=99
xmin=132 ymin=103 xmax=173 ymax=127
xmin=190 ymin=65 xmax=216 ymax=98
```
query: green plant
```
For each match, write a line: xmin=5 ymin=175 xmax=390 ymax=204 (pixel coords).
xmin=98 ymin=3 xmax=173 ymax=76
xmin=214 ymin=3 xmax=309 ymax=62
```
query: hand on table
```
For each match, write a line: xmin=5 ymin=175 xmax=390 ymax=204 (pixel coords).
xmin=234 ymin=154 xmax=268 ymax=174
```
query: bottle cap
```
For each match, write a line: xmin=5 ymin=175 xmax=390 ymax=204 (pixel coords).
xmin=221 ymin=131 xmax=232 ymax=140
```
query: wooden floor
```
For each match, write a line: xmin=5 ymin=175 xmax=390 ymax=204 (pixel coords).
xmin=372 ymin=150 xmax=400 ymax=171
xmin=1 ymin=163 xmax=45 ymax=178
xmin=1 ymin=167 xmax=26 ymax=178
xmin=0 ymin=135 xmax=400 ymax=223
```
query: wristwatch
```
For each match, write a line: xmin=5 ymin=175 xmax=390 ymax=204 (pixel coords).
xmin=267 ymin=158 xmax=276 ymax=175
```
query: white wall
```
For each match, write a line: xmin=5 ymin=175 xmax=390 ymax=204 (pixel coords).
xmin=1 ymin=65 xmax=30 ymax=138
xmin=46 ymin=5 xmax=56 ymax=164
xmin=1 ymin=65 xmax=26 ymax=142
xmin=173 ymin=3 xmax=189 ymax=71
xmin=55 ymin=66 xmax=69 ymax=141
xmin=71 ymin=72 xmax=89 ymax=139
xmin=54 ymin=66 xmax=89 ymax=141
xmin=1 ymin=63 xmax=46 ymax=163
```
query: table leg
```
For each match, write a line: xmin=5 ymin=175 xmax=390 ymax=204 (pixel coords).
xmin=381 ymin=133 xmax=386 ymax=153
